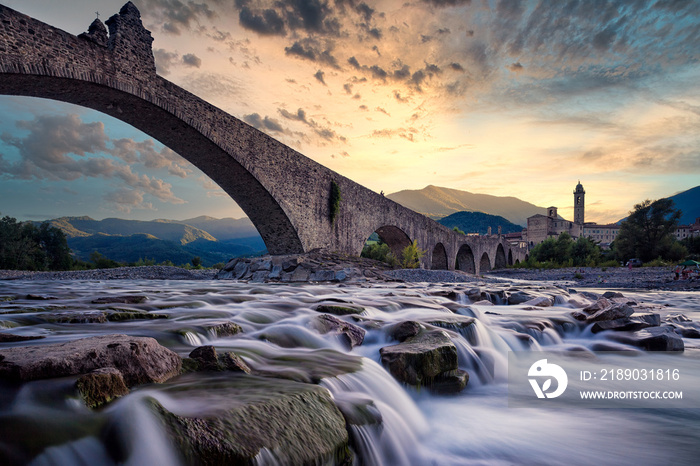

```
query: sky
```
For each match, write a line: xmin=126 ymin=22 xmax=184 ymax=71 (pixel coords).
xmin=1 ymin=0 xmax=699 ymax=224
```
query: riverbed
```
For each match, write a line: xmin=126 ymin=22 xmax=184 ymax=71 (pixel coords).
xmin=1 ymin=278 xmax=699 ymax=465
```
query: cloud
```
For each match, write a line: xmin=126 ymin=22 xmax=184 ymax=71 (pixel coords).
xmin=141 ymin=0 xmax=217 ymax=35
xmin=508 ymin=62 xmax=524 ymax=73
xmin=243 ymin=113 xmax=286 ymax=133
xmin=0 ymin=114 xmax=186 ymax=207
xmin=239 ymin=6 xmax=286 ymax=36
xmin=278 ymin=107 xmax=347 ymax=144
xmin=104 ymin=188 xmax=155 ymax=213
xmin=284 ymin=38 xmax=340 ymax=68
xmin=153 ymin=48 xmax=179 ymax=75
xmin=314 ymin=70 xmax=326 ymax=85
xmin=420 ymin=0 xmax=472 ymax=6
xmin=182 ymin=53 xmax=202 ymax=68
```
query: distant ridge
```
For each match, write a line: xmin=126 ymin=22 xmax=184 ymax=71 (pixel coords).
xmin=438 ymin=211 xmax=523 ymax=235
xmin=387 ymin=185 xmax=543 ymax=226
xmin=667 ymin=185 xmax=700 ymax=225
xmin=39 ymin=216 xmax=265 ymax=266
xmin=617 ymin=185 xmax=700 ymax=225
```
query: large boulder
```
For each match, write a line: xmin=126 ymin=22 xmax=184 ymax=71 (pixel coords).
xmin=380 ymin=330 xmax=458 ymax=386
xmin=587 ymin=303 xmax=634 ymax=322
xmin=183 ymin=346 xmax=252 ymax=374
xmin=152 ymin=376 xmax=351 ymax=465
xmin=0 ymin=334 xmax=181 ymax=385
xmin=385 ymin=321 xmax=422 ymax=342
xmin=608 ymin=327 xmax=684 ymax=352
xmin=311 ymin=314 xmax=365 ymax=349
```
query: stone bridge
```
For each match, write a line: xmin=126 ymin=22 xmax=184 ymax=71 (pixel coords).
xmin=0 ymin=2 xmax=527 ymax=274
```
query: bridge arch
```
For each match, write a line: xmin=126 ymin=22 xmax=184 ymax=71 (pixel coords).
xmin=372 ymin=225 xmax=412 ymax=259
xmin=431 ymin=243 xmax=448 ymax=270
xmin=455 ymin=244 xmax=476 ymax=273
xmin=495 ymin=244 xmax=507 ymax=269
xmin=480 ymin=252 xmax=492 ymax=273
xmin=508 ymin=249 xmax=514 ymax=266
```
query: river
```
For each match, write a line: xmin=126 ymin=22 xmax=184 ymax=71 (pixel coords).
xmin=1 ymin=279 xmax=699 ymax=465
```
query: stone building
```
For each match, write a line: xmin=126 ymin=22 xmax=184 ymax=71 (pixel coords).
xmin=675 ymin=218 xmax=700 ymax=241
xmin=524 ymin=182 xmax=586 ymax=247
xmin=582 ymin=223 xmax=620 ymax=249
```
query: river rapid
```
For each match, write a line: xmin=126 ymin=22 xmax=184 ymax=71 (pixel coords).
xmin=0 ymin=278 xmax=699 ymax=465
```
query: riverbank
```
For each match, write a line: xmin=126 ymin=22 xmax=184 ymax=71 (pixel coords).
xmin=486 ymin=266 xmax=700 ymax=291
xmin=1 ymin=260 xmax=698 ymax=291
xmin=0 ymin=266 xmax=217 ymax=281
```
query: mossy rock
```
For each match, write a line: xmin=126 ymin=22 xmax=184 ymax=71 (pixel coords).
xmin=149 ymin=376 xmax=351 ymax=465
xmin=107 ymin=311 xmax=168 ymax=321
xmin=315 ymin=305 xmax=365 ymax=316
xmin=76 ymin=367 xmax=130 ymax=408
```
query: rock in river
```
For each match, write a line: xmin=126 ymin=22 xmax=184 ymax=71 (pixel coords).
xmin=0 ymin=334 xmax=181 ymax=386
xmin=151 ymin=375 xmax=351 ymax=465
xmin=380 ymin=330 xmax=458 ymax=386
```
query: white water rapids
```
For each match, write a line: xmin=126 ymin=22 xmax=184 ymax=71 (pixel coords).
xmin=0 ymin=279 xmax=698 ymax=465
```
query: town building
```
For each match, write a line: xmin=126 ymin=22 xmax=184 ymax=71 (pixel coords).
xmin=674 ymin=218 xmax=700 ymax=240
xmin=509 ymin=183 xmax=697 ymax=250
xmin=524 ymin=182 xmax=586 ymax=247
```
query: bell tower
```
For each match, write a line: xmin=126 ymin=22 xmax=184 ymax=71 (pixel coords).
xmin=573 ymin=181 xmax=585 ymax=225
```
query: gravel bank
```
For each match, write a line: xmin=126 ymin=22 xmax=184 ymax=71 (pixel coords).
xmin=2 ymin=264 xmax=698 ymax=291
xmin=486 ymin=266 xmax=700 ymax=291
xmin=0 ymin=266 xmax=217 ymax=281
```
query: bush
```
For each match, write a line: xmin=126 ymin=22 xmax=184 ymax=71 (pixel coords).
xmin=90 ymin=251 xmax=122 ymax=269
xmin=400 ymin=240 xmax=425 ymax=269
xmin=644 ymin=257 xmax=671 ymax=267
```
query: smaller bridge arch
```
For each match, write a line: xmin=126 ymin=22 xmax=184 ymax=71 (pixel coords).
xmin=508 ymin=249 xmax=513 ymax=266
xmin=495 ymin=244 xmax=507 ymax=269
xmin=455 ymin=244 xmax=476 ymax=273
xmin=431 ymin=243 xmax=448 ymax=270
xmin=480 ymin=252 xmax=492 ymax=273
xmin=372 ymin=225 xmax=412 ymax=260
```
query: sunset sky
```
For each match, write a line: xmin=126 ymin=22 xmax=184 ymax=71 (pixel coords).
xmin=1 ymin=0 xmax=699 ymax=224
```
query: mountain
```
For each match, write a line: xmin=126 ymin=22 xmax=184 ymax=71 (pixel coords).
xmin=47 ymin=217 xmax=216 ymax=245
xmin=617 ymin=185 xmax=700 ymax=225
xmin=387 ymin=185 xmax=543 ymax=226
xmin=171 ymin=216 xmax=259 ymax=241
xmin=438 ymin=211 xmax=523 ymax=235
xmin=67 ymin=234 xmax=264 ymax=267
xmin=41 ymin=216 xmax=266 ymax=267
xmin=667 ymin=186 xmax=700 ymax=225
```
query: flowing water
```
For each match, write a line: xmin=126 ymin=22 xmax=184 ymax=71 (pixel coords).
xmin=0 ymin=279 xmax=699 ymax=465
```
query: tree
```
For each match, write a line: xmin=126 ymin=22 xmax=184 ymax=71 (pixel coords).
xmin=191 ymin=256 xmax=202 ymax=268
xmin=37 ymin=222 xmax=72 ymax=270
xmin=614 ymin=199 xmax=681 ymax=262
xmin=400 ymin=240 xmax=425 ymax=269
xmin=571 ymin=236 xmax=600 ymax=266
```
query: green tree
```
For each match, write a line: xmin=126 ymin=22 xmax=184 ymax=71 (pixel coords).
xmin=90 ymin=251 xmax=121 ymax=269
xmin=191 ymin=256 xmax=202 ymax=268
xmin=400 ymin=240 xmax=425 ymax=269
xmin=37 ymin=222 xmax=72 ymax=270
xmin=571 ymin=236 xmax=600 ymax=266
xmin=614 ymin=199 xmax=682 ymax=262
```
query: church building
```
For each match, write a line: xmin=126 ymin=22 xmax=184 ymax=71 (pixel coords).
xmin=524 ymin=182 xmax=586 ymax=247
